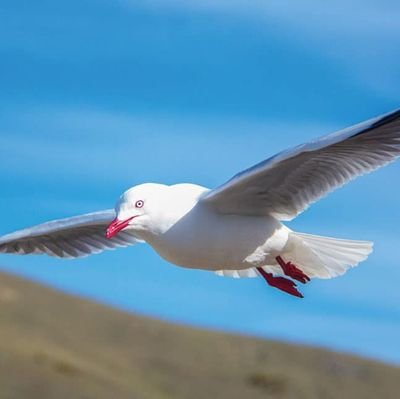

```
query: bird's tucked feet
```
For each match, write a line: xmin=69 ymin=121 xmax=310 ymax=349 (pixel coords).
xmin=256 ymin=267 xmax=303 ymax=298
xmin=275 ymin=255 xmax=310 ymax=284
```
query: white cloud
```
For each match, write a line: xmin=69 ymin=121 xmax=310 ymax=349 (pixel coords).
xmin=132 ymin=0 xmax=400 ymax=36
xmin=0 ymin=105 xmax=333 ymax=185
xmin=123 ymin=0 xmax=400 ymax=100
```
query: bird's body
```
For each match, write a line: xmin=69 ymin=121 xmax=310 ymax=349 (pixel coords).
xmin=136 ymin=184 xmax=287 ymax=271
xmin=1 ymin=109 xmax=400 ymax=297
xmin=129 ymin=183 xmax=370 ymax=284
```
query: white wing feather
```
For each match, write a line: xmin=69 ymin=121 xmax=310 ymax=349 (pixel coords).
xmin=215 ymin=268 xmax=259 ymax=278
xmin=0 ymin=210 xmax=141 ymax=259
xmin=202 ymin=109 xmax=400 ymax=220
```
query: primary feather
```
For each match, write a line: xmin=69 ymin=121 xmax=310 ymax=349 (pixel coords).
xmin=202 ymin=109 xmax=400 ymax=220
xmin=0 ymin=210 xmax=141 ymax=258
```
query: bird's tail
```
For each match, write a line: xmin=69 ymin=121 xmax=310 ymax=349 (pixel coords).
xmin=284 ymin=231 xmax=373 ymax=279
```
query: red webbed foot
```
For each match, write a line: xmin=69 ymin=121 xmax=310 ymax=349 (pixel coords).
xmin=276 ymin=256 xmax=311 ymax=284
xmin=256 ymin=267 xmax=303 ymax=298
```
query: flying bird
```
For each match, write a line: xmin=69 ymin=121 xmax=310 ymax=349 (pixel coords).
xmin=1 ymin=110 xmax=400 ymax=298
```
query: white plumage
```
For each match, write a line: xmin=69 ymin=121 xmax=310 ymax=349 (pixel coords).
xmin=202 ymin=110 xmax=400 ymax=220
xmin=1 ymin=109 xmax=399 ymax=297
xmin=0 ymin=210 xmax=141 ymax=258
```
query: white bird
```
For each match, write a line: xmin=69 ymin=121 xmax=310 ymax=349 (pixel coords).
xmin=1 ymin=110 xmax=400 ymax=298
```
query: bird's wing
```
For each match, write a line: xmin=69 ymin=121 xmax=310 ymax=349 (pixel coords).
xmin=0 ymin=210 xmax=142 ymax=258
xmin=201 ymin=109 xmax=400 ymax=220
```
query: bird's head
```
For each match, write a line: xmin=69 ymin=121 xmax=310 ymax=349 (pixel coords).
xmin=105 ymin=183 xmax=167 ymax=239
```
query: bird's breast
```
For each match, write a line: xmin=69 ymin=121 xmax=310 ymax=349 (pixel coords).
xmin=145 ymin=207 xmax=289 ymax=270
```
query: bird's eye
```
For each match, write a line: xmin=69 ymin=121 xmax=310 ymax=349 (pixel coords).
xmin=135 ymin=200 xmax=144 ymax=208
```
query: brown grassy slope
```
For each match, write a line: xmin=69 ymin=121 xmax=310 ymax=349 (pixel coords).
xmin=0 ymin=271 xmax=399 ymax=399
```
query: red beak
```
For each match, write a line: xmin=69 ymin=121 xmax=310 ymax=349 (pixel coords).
xmin=105 ymin=217 xmax=134 ymax=239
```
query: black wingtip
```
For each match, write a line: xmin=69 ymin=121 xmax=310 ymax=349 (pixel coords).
xmin=370 ymin=108 xmax=400 ymax=129
xmin=350 ymin=108 xmax=400 ymax=139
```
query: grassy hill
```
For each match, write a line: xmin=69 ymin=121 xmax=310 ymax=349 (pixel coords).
xmin=0 ymin=271 xmax=399 ymax=399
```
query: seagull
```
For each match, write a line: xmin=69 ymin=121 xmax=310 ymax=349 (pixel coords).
xmin=1 ymin=110 xmax=399 ymax=298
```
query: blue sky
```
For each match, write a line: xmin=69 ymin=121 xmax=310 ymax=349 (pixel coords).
xmin=0 ymin=0 xmax=399 ymax=363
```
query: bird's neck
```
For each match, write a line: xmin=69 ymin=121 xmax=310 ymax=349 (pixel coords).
xmin=130 ymin=184 xmax=209 ymax=243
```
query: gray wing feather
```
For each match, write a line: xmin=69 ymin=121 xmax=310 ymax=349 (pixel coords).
xmin=0 ymin=210 xmax=141 ymax=258
xmin=202 ymin=109 xmax=400 ymax=220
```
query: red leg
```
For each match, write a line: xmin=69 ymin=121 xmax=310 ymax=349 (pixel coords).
xmin=276 ymin=256 xmax=310 ymax=284
xmin=256 ymin=267 xmax=304 ymax=298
